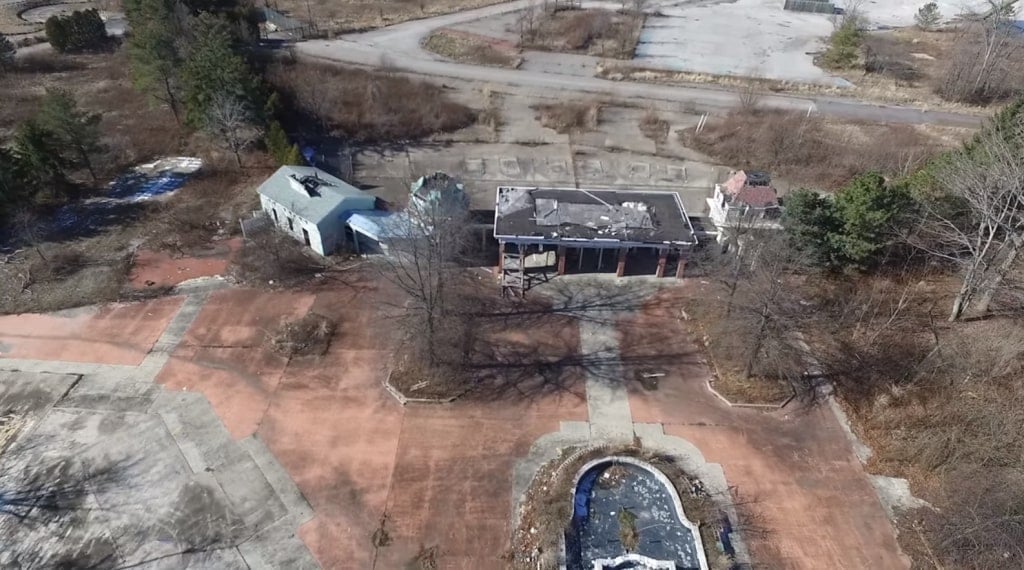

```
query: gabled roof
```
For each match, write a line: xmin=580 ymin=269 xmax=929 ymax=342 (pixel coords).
xmin=257 ymin=166 xmax=372 ymax=224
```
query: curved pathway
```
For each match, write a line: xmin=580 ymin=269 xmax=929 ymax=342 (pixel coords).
xmin=296 ymin=0 xmax=983 ymax=129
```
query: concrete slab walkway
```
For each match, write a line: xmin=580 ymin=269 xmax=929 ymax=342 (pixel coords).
xmin=0 ymin=281 xmax=318 ymax=568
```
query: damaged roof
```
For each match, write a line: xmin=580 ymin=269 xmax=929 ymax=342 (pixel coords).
xmin=494 ymin=187 xmax=696 ymax=245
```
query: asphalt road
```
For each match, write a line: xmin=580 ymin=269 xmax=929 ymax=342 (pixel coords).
xmin=296 ymin=0 xmax=984 ymax=129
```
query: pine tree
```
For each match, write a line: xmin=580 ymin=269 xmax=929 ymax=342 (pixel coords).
xmin=264 ymin=120 xmax=290 ymax=164
xmin=820 ymin=20 xmax=863 ymax=70
xmin=282 ymin=144 xmax=305 ymax=166
xmin=125 ymin=0 xmax=186 ymax=122
xmin=914 ymin=2 xmax=942 ymax=31
xmin=180 ymin=13 xmax=262 ymax=128
xmin=13 ymin=120 xmax=69 ymax=196
xmin=36 ymin=88 xmax=102 ymax=181
xmin=0 ymin=33 xmax=15 ymax=75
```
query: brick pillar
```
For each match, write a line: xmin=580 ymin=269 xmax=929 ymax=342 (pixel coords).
xmin=675 ymin=254 xmax=687 ymax=279
xmin=656 ymin=248 xmax=668 ymax=278
xmin=616 ymin=248 xmax=627 ymax=277
xmin=557 ymin=246 xmax=567 ymax=275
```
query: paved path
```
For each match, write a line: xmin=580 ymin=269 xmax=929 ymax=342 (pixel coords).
xmin=296 ymin=0 xmax=983 ymax=129
xmin=0 ymin=282 xmax=318 ymax=569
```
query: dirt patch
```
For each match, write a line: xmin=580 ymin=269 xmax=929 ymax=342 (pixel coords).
xmin=423 ymin=28 xmax=522 ymax=68
xmin=524 ymin=8 xmax=644 ymax=60
xmin=128 ymin=238 xmax=240 ymax=290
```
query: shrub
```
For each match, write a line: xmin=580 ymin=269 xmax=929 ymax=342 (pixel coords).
xmin=819 ymin=20 xmax=862 ymax=70
xmin=267 ymin=312 xmax=336 ymax=357
xmin=638 ymin=110 xmax=669 ymax=143
xmin=784 ymin=173 xmax=912 ymax=271
xmin=45 ymin=9 xmax=108 ymax=54
xmin=231 ymin=231 xmax=324 ymax=286
xmin=533 ymin=101 xmax=601 ymax=133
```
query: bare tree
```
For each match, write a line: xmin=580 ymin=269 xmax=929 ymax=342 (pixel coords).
xmin=377 ymin=179 xmax=472 ymax=367
xmin=204 ymin=94 xmax=261 ymax=168
xmin=737 ymin=75 xmax=762 ymax=111
xmin=730 ymin=234 xmax=806 ymax=380
xmin=907 ymin=120 xmax=1024 ymax=320
xmin=516 ymin=2 xmax=541 ymax=44
xmin=938 ymin=0 xmax=1023 ymax=104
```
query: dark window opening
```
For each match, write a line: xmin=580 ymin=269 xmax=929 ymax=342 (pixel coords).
xmin=287 ymin=218 xmax=294 ymax=231
xmin=302 ymin=228 xmax=311 ymax=246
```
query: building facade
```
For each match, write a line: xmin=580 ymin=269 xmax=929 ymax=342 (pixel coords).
xmin=257 ymin=166 xmax=376 ymax=255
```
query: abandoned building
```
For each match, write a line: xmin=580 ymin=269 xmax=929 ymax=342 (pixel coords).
xmin=257 ymin=165 xmax=376 ymax=255
xmin=707 ymin=170 xmax=782 ymax=237
xmin=494 ymin=186 xmax=698 ymax=295
xmin=344 ymin=172 xmax=477 ymax=254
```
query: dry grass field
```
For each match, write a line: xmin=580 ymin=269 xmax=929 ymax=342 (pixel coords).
xmin=265 ymin=0 xmax=509 ymax=34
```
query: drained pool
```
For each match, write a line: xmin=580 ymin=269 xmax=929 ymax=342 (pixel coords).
xmin=566 ymin=459 xmax=706 ymax=570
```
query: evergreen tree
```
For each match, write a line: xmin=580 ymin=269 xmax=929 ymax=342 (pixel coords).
xmin=831 ymin=172 xmax=911 ymax=269
xmin=820 ymin=20 xmax=863 ymax=70
xmin=0 ymin=33 xmax=15 ymax=75
xmin=44 ymin=15 xmax=70 ymax=53
xmin=45 ymin=9 xmax=107 ymax=53
xmin=282 ymin=144 xmax=305 ymax=166
xmin=914 ymin=2 xmax=942 ymax=30
xmin=0 ymin=146 xmax=25 ymax=219
xmin=180 ymin=13 xmax=262 ymax=128
xmin=36 ymin=88 xmax=102 ymax=181
xmin=783 ymin=189 xmax=841 ymax=267
xmin=264 ymin=120 xmax=290 ymax=164
xmin=784 ymin=175 xmax=912 ymax=271
xmin=125 ymin=0 xmax=186 ymax=122
xmin=13 ymin=120 xmax=69 ymax=196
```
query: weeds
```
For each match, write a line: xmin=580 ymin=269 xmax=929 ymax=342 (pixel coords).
xmin=267 ymin=61 xmax=476 ymax=142
xmin=533 ymin=101 xmax=601 ymax=134
xmin=683 ymin=109 xmax=948 ymax=190
xmin=267 ymin=312 xmax=337 ymax=357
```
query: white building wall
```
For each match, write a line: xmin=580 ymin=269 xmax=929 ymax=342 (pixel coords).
xmin=259 ymin=195 xmax=329 ymax=255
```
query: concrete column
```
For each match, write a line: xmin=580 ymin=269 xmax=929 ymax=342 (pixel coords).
xmin=616 ymin=248 xmax=627 ymax=277
xmin=557 ymin=246 xmax=566 ymax=275
xmin=656 ymin=248 xmax=668 ymax=278
xmin=675 ymin=252 xmax=686 ymax=279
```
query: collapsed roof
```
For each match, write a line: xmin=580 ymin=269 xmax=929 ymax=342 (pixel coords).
xmin=494 ymin=187 xmax=696 ymax=245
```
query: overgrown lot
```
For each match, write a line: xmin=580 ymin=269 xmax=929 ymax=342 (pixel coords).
xmin=0 ymin=48 xmax=267 ymax=314
xmin=821 ymin=21 xmax=1024 ymax=108
xmin=423 ymin=28 xmax=521 ymax=68
xmin=269 ymin=0 xmax=507 ymax=35
xmin=1 ymin=50 xmax=187 ymax=176
xmin=267 ymin=59 xmax=476 ymax=142
xmin=683 ymin=108 xmax=961 ymax=191
xmin=519 ymin=7 xmax=644 ymax=60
